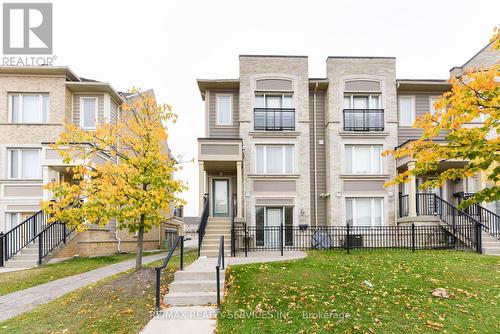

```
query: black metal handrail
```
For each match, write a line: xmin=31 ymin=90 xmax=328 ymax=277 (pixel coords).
xmin=38 ymin=222 xmax=75 ymax=265
xmin=231 ymin=194 xmax=237 ymax=257
xmin=343 ymin=109 xmax=384 ymax=131
xmin=155 ymin=235 xmax=184 ymax=312
xmin=254 ymin=108 xmax=295 ymax=131
xmin=1 ymin=210 xmax=48 ymax=263
xmin=216 ymin=235 xmax=225 ymax=309
xmin=198 ymin=194 xmax=209 ymax=257
xmin=455 ymin=192 xmax=500 ymax=240
xmin=399 ymin=194 xmax=409 ymax=217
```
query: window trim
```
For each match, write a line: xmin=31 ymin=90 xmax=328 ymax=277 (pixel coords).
xmin=344 ymin=144 xmax=383 ymax=175
xmin=255 ymin=144 xmax=294 ymax=174
xmin=399 ymin=96 xmax=415 ymax=127
xmin=8 ymin=93 xmax=50 ymax=123
xmin=80 ymin=97 xmax=98 ymax=130
xmin=215 ymin=94 xmax=233 ymax=126
xmin=343 ymin=93 xmax=381 ymax=109
xmin=346 ymin=197 xmax=384 ymax=227
xmin=7 ymin=148 xmax=42 ymax=180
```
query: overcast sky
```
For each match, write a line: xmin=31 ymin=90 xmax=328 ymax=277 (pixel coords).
xmin=50 ymin=0 xmax=499 ymax=216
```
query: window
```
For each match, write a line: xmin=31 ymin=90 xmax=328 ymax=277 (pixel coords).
xmin=255 ymin=93 xmax=293 ymax=109
xmin=216 ymin=95 xmax=232 ymax=125
xmin=9 ymin=93 xmax=49 ymax=123
xmin=345 ymin=145 xmax=382 ymax=174
xmin=255 ymin=145 xmax=294 ymax=174
xmin=8 ymin=149 xmax=41 ymax=179
xmin=6 ymin=213 xmax=20 ymax=230
xmin=343 ymin=94 xmax=380 ymax=109
xmin=399 ymin=96 xmax=415 ymax=126
xmin=81 ymin=97 xmax=98 ymax=129
xmin=255 ymin=206 xmax=293 ymax=246
xmin=346 ymin=198 xmax=383 ymax=226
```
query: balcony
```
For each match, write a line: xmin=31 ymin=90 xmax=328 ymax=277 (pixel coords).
xmin=343 ymin=109 xmax=384 ymax=131
xmin=254 ymin=108 xmax=295 ymax=131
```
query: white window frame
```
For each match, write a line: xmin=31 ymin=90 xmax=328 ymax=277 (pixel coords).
xmin=399 ymin=96 xmax=415 ymax=126
xmin=80 ymin=97 xmax=98 ymax=130
xmin=346 ymin=197 xmax=384 ymax=226
xmin=343 ymin=94 xmax=381 ymax=109
xmin=255 ymin=145 xmax=294 ymax=174
xmin=344 ymin=144 xmax=383 ymax=174
xmin=7 ymin=148 xmax=42 ymax=179
xmin=255 ymin=93 xmax=294 ymax=108
xmin=8 ymin=93 xmax=50 ymax=123
xmin=215 ymin=94 xmax=233 ymax=126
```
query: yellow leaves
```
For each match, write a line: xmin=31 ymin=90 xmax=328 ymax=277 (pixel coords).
xmin=426 ymin=320 xmax=444 ymax=330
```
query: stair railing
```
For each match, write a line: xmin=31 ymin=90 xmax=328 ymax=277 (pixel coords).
xmin=231 ymin=194 xmax=237 ymax=257
xmin=37 ymin=222 xmax=75 ymax=265
xmin=197 ymin=194 xmax=209 ymax=257
xmin=216 ymin=235 xmax=225 ymax=309
xmin=455 ymin=192 xmax=500 ymax=240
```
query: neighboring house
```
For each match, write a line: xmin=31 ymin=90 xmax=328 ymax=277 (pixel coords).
xmin=183 ymin=216 xmax=199 ymax=237
xmin=196 ymin=43 xmax=499 ymax=253
xmin=0 ymin=66 xmax=181 ymax=264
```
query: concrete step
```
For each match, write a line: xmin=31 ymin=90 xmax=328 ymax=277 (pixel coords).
xmin=482 ymin=241 xmax=500 ymax=247
xmin=482 ymin=247 xmax=500 ymax=255
xmin=204 ymin=227 xmax=231 ymax=233
xmin=200 ymin=250 xmax=231 ymax=258
xmin=164 ymin=291 xmax=220 ymax=306
xmin=174 ymin=270 xmax=218 ymax=281
xmin=10 ymin=253 xmax=38 ymax=261
xmin=168 ymin=280 xmax=224 ymax=293
xmin=4 ymin=259 xmax=38 ymax=268
xmin=202 ymin=234 xmax=231 ymax=239
xmin=19 ymin=248 xmax=39 ymax=255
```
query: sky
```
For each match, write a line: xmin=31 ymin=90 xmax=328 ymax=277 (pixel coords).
xmin=47 ymin=0 xmax=499 ymax=216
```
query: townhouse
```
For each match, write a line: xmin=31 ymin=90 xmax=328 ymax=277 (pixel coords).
xmin=196 ymin=42 xmax=499 ymax=253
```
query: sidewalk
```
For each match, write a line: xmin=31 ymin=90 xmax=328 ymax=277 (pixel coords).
xmin=0 ymin=251 xmax=184 ymax=322
xmin=141 ymin=251 xmax=307 ymax=334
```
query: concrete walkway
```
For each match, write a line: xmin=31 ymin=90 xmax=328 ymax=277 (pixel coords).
xmin=0 ymin=251 xmax=182 ymax=322
xmin=141 ymin=251 xmax=307 ymax=334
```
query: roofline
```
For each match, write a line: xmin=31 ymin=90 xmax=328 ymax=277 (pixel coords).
xmin=239 ymin=54 xmax=308 ymax=58
xmin=327 ymin=56 xmax=396 ymax=60
xmin=450 ymin=41 xmax=494 ymax=71
xmin=65 ymin=81 xmax=124 ymax=103
xmin=0 ymin=66 xmax=80 ymax=81
xmin=396 ymin=79 xmax=449 ymax=84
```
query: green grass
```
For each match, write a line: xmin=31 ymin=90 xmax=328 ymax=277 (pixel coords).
xmin=0 ymin=250 xmax=197 ymax=334
xmin=0 ymin=251 xmax=159 ymax=296
xmin=218 ymin=250 xmax=500 ymax=334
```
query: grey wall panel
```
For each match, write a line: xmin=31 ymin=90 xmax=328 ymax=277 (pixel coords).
xmin=343 ymin=180 xmax=385 ymax=192
xmin=255 ymin=198 xmax=295 ymax=206
xmin=4 ymin=185 xmax=43 ymax=197
xmin=256 ymin=79 xmax=293 ymax=91
xmin=253 ymin=179 xmax=296 ymax=192
xmin=200 ymin=144 xmax=240 ymax=155
xmin=345 ymin=80 xmax=381 ymax=92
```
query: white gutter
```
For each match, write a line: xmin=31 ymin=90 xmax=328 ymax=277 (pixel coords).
xmin=313 ymin=82 xmax=318 ymax=227
xmin=115 ymin=220 xmax=122 ymax=253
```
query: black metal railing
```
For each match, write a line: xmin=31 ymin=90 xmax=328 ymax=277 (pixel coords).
xmin=399 ymin=194 xmax=409 ymax=217
xmin=343 ymin=109 xmax=384 ymax=131
xmin=198 ymin=194 xmax=209 ymax=257
xmin=416 ymin=193 xmax=484 ymax=252
xmin=155 ymin=236 xmax=184 ymax=312
xmin=216 ymin=235 xmax=225 ymax=309
xmin=455 ymin=192 xmax=500 ymax=240
xmin=231 ymin=194 xmax=237 ymax=257
xmin=38 ymin=222 xmax=74 ymax=265
xmin=1 ymin=210 xmax=48 ymax=263
xmin=254 ymin=108 xmax=295 ymax=131
xmin=233 ymin=224 xmax=475 ymax=254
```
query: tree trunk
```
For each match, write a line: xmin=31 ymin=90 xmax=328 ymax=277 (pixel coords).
xmin=135 ymin=223 xmax=145 ymax=270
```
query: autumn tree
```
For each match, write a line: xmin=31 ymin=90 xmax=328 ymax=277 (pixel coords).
xmin=43 ymin=90 xmax=186 ymax=270
xmin=385 ymin=29 xmax=500 ymax=207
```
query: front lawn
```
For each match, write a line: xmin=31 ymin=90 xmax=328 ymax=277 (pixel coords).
xmin=219 ymin=250 xmax=500 ymax=334
xmin=0 ymin=251 xmax=159 ymax=297
xmin=0 ymin=250 xmax=197 ymax=334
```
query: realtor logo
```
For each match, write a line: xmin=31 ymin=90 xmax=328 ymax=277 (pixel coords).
xmin=3 ymin=3 xmax=53 ymax=54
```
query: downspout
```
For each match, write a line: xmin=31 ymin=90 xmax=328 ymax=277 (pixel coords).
xmin=313 ymin=82 xmax=318 ymax=227
xmin=115 ymin=220 xmax=122 ymax=253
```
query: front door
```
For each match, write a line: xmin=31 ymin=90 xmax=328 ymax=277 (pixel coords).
xmin=213 ymin=179 xmax=229 ymax=217
xmin=265 ymin=208 xmax=282 ymax=247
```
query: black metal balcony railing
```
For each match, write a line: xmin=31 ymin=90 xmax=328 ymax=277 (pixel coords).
xmin=343 ymin=109 xmax=384 ymax=131
xmin=254 ymin=108 xmax=295 ymax=131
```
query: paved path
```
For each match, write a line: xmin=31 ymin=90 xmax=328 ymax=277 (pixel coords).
xmin=0 ymin=251 xmax=183 ymax=322
xmin=141 ymin=251 xmax=307 ymax=334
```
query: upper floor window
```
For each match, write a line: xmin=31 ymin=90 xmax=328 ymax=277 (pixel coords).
xmin=399 ymin=96 xmax=415 ymax=126
xmin=345 ymin=144 xmax=382 ymax=174
xmin=9 ymin=93 xmax=49 ymax=123
xmin=343 ymin=94 xmax=380 ymax=109
xmin=8 ymin=148 xmax=41 ymax=179
xmin=216 ymin=94 xmax=232 ymax=126
xmin=81 ymin=97 xmax=98 ymax=130
xmin=254 ymin=93 xmax=294 ymax=131
xmin=255 ymin=145 xmax=294 ymax=174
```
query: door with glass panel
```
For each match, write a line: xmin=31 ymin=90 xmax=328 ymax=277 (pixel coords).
xmin=265 ymin=208 xmax=282 ymax=247
xmin=212 ymin=179 xmax=229 ymax=217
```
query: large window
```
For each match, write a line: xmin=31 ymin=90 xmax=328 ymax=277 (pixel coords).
xmin=399 ymin=96 xmax=415 ymax=126
xmin=216 ymin=94 xmax=232 ymax=125
xmin=255 ymin=93 xmax=293 ymax=109
xmin=255 ymin=206 xmax=293 ymax=247
xmin=9 ymin=93 xmax=49 ymax=123
xmin=346 ymin=197 xmax=383 ymax=226
xmin=8 ymin=149 xmax=41 ymax=179
xmin=343 ymin=94 xmax=380 ymax=109
xmin=81 ymin=97 xmax=98 ymax=130
xmin=345 ymin=145 xmax=382 ymax=174
xmin=256 ymin=145 xmax=294 ymax=174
